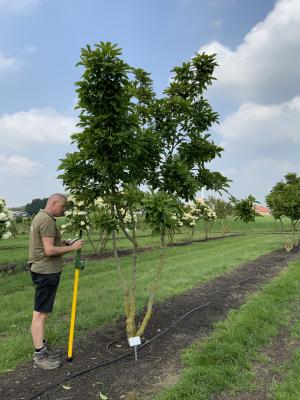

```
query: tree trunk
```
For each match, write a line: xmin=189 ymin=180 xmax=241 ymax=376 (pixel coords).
xmin=136 ymin=232 xmax=166 ymax=337
xmin=86 ymin=230 xmax=97 ymax=253
xmin=112 ymin=229 xmax=130 ymax=319
xmin=126 ymin=211 xmax=139 ymax=338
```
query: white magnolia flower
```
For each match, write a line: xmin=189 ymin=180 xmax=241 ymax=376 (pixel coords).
xmin=124 ymin=214 xmax=132 ymax=223
xmin=196 ymin=197 xmax=205 ymax=205
xmin=80 ymin=220 xmax=85 ymax=225
xmin=94 ymin=197 xmax=105 ymax=206
xmin=68 ymin=194 xmax=76 ymax=203
xmin=4 ymin=221 xmax=11 ymax=228
xmin=78 ymin=211 xmax=87 ymax=215
xmin=0 ymin=212 xmax=7 ymax=221
xmin=2 ymin=231 xmax=12 ymax=239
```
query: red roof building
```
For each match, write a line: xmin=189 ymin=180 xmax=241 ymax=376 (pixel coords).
xmin=255 ymin=204 xmax=271 ymax=216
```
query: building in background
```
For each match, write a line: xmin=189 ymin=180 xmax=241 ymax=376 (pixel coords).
xmin=254 ymin=205 xmax=271 ymax=216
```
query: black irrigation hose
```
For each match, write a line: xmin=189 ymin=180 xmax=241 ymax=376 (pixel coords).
xmin=27 ymin=301 xmax=210 ymax=400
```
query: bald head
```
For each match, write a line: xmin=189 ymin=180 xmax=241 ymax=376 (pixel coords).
xmin=47 ymin=194 xmax=67 ymax=205
xmin=45 ymin=193 xmax=67 ymax=217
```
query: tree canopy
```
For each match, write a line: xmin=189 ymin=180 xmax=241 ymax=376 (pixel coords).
xmin=266 ymin=172 xmax=300 ymax=226
xmin=58 ymin=41 xmax=228 ymax=204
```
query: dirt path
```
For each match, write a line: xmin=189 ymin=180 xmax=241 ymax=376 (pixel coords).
xmin=1 ymin=246 xmax=300 ymax=400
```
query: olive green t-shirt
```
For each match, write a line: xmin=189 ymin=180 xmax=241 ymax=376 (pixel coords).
xmin=29 ymin=210 xmax=63 ymax=274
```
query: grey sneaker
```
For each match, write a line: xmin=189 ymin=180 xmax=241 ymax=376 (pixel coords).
xmin=43 ymin=339 xmax=62 ymax=357
xmin=33 ymin=348 xmax=62 ymax=370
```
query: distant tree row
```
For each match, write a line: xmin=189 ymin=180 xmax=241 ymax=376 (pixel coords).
xmin=24 ymin=198 xmax=47 ymax=215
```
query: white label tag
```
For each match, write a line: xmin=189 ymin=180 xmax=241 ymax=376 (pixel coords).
xmin=128 ymin=336 xmax=141 ymax=347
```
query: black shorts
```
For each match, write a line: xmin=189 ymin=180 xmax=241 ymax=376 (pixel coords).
xmin=31 ymin=271 xmax=61 ymax=313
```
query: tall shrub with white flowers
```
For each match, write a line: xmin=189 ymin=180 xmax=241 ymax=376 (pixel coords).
xmin=194 ymin=198 xmax=217 ymax=239
xmin=182 ymin=203 xmax=199 ymax=240
xmin=207 ymin=196 xmax=233 ymax=236
xmin=181 ymin=198 xmax=216 ymax=240
xmin=62 ymin=195 xmax=116 ymax=254
xmin=0 ymin=197 xmax=13 ymax=240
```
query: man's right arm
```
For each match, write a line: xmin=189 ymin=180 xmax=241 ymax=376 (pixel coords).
xmin=42 ymin=237 xmax=84 ymax=256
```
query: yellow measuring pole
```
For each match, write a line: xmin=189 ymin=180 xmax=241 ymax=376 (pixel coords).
xmin=67 ymin=230 xmax=84 ymax=362
xmin=67 ymin=268 xmax=80 ymax=361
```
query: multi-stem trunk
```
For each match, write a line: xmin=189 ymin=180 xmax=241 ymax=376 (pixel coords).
xmin=136 ymin=230 xmax=166 ymax=337
xmin=112 ymin=228 xmax=131 ymax=321
xmin=116 ymin=207 xmax=139 ymax=338
xmin=86 ymin=229 xmax=109 ymax=255
xmin=127 ymin=228 xmax=138 ymax=338
xmin=86 ymin=230 xmax=97 ymax=253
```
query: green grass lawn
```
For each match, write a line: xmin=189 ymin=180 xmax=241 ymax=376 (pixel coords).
xmin=0 ymin=215 xmax=291 ymax=267
xmin=0 ymin=231 xmax=284 ymax=373
xmin=156 ymin=259 xmax=300 ymax=400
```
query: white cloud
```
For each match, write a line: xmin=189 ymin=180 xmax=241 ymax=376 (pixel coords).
xmin=201 ymin=0 xmax=300 ymax=202
xmin=0 ymin=51 xmax=20 ymax=75
xmin=246 ymin=158 xmax=295 ymax=176
xmin=0 ymin=155 xmax=44 ymax=177
xmin=0 ymin=0 xmax=43 ymax=13
xmin=217 ymin=96 xmax=300 ymax=147
xmin=0 ymin=108 xmax=77 ymax=150
xmin=201 ymin=0 xmax=300 ymax=104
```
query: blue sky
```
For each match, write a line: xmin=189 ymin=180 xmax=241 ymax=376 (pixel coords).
xmin=1 ymin=0 xmax=299 ymax=207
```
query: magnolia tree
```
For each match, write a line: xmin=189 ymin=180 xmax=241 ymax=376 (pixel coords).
xmin=59 ymin=42 xmax=228 ymax=339
xmin=266 ymin=173 xmax=300 ymax=252
xmin=0 ymin=197 xmax=13 ymax=240
xmin=230 ymin=195 xmax=258 ymax=224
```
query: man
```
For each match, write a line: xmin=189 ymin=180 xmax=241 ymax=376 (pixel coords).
xmin=29 ymin=193 xmax=84 ymax=369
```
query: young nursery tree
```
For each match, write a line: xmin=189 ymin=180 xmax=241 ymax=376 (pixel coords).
xmin=230 ymin=195 xmax=258 ymax=224
xmin=266 ymin=172 xmax=300 ymax=251
xmin=59 ymin=41 xmax=228 ymax=338
xmin=207 ymin=196 xmax=233 ymax=236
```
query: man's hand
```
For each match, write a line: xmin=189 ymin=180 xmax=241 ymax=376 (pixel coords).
xmin=71 ymin=240 xmax=84 ymax=251
xmin=42 ymin=237 xmax=84 ymax=256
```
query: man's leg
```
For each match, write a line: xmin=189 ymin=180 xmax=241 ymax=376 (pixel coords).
xmin=30 ymin=272 xmax=62 ymax=369
xmin=31 ymin=311 xmax=61 ymax=369
xmin=31 ymin=311 xmax=48 ymax=349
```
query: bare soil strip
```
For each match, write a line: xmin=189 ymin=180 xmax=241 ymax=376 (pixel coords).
xmin=1 ymin=246 xmax=300 ymax=400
